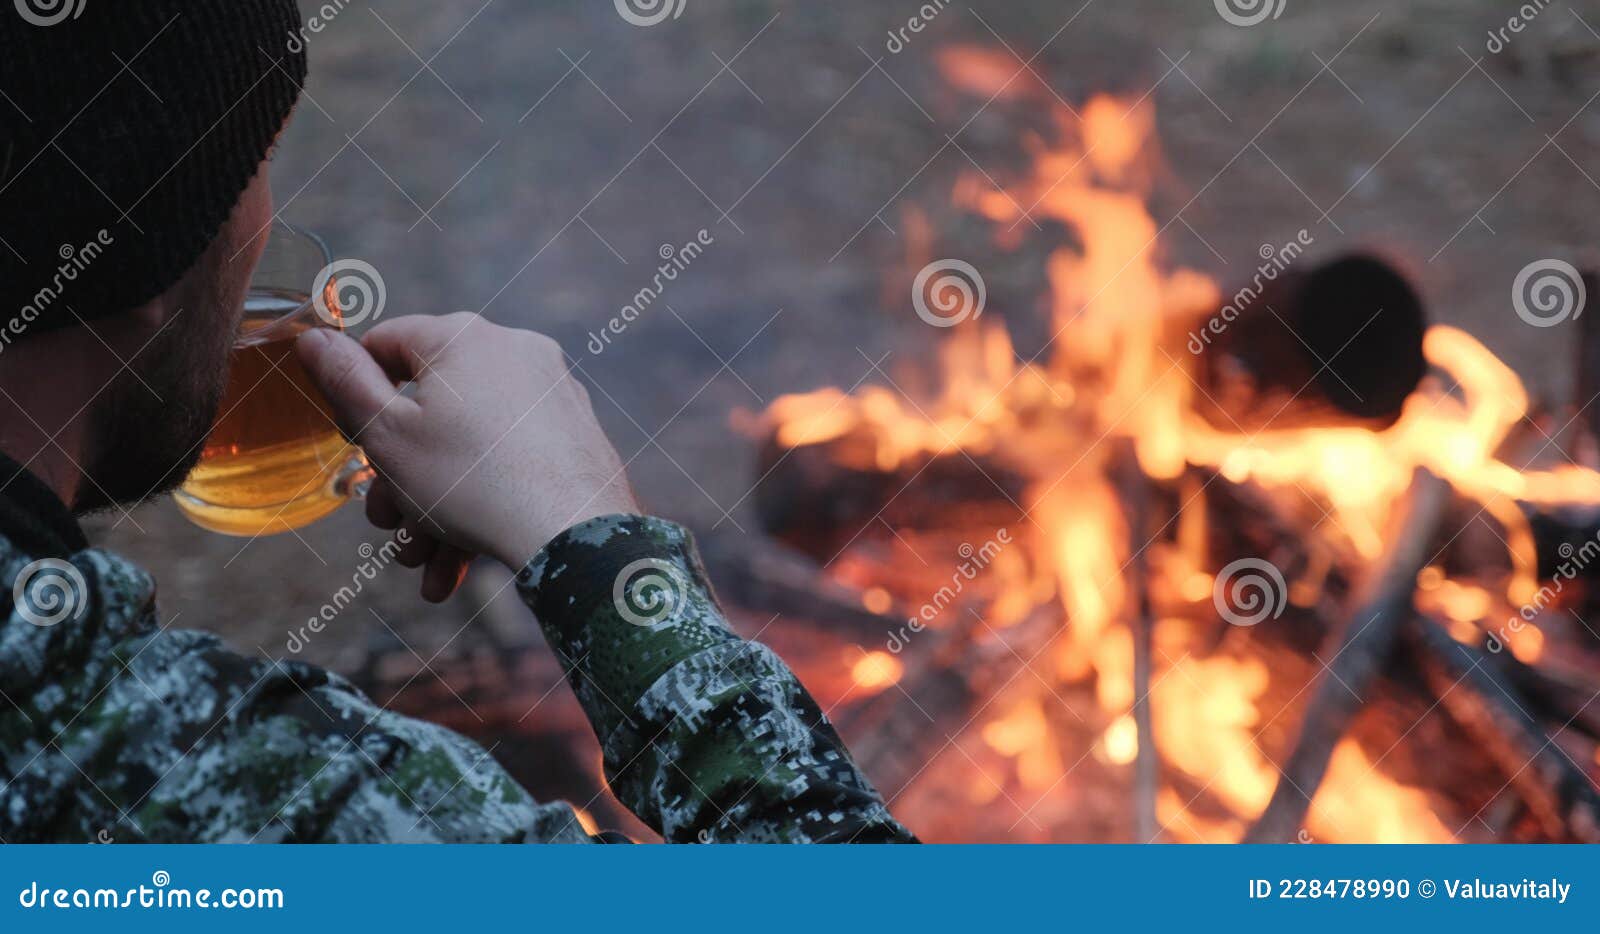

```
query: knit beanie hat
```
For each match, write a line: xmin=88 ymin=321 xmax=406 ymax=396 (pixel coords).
xmin=0 ymin=1 xmax=307 ymax=336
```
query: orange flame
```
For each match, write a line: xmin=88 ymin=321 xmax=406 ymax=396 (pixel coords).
xmin=753 ymin=80 xmax=1600 ymax=841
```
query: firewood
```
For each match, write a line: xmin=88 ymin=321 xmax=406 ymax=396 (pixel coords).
xmin=1499 ymin=652 xmax=1600 ymax=742
xmin=697 ymin=530 xmax=911 ymax=641
xmin=839 ymin=605 xmax=1060 ymax=798
xmin=1405 ymin=617 xmax=1600 ymax=843
xmin=752 ymin=434 xmax=1027 ymax=561
xmin=1190 ymin=253 xmax=1427 ymax=432
xmin=1244 ymin=468 xmax=1451 ymax=843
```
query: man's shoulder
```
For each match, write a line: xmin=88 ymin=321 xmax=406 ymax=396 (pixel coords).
xmin=90 ymin=633 xmax=565 ymax=843
xmin=1 ymin=537 xmax=313 ymax=715
xmin=0 ymin=537 xmax=568 ymax=842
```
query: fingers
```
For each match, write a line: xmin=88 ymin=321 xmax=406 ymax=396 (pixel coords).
xmin=296 ymin=328 xmax=417 ymax=440
xmin=365 ymin=475 xmax=405 ymax=530
xmin=421 ymin=545 xmax=472 ymax=604
xmin=361 ymin=314 xmax=476 ymax=383
xmin=375 ymin=508 xmax=470 ymax=602
xmin=390 ymin=522 xmax=471 ymax=603
xmin=394 ymin=521 xmax=438 ymax=569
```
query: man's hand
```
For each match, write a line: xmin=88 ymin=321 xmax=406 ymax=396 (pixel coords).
xmin=296 ymin=313 xmax=639 ymax=602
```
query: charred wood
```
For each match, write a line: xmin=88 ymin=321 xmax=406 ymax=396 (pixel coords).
xmin=698 ymin=530 xmax=910 ymax=642
xmin=1190 ymin=253 xmax=1428 ymax=432
xmin=753 ymin=434 xmax=1027 ymax=561
xmin=1406 ymin=617 xmax=1600 ymax=844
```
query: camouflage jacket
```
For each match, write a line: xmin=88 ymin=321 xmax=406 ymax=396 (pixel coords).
xmin=0 ymin=464 xmax=914 ymax=843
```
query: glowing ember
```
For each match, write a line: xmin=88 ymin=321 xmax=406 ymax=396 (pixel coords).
xmin=861 ymin=586 xmax=893 ymax=615
xmin=1100 ymin=714 xmax=1138 ymax=766
xmin=851 ymin=650 xmax=905 ymax=692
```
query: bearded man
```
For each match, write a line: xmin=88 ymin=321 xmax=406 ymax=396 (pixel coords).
xmin=0 ymin=1 xmax=913 ymax=844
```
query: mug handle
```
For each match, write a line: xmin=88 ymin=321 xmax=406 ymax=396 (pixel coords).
xmin=332 ymin=451 xmax=377 ymax=501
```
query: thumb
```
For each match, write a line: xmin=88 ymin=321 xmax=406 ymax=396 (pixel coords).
xmin=296 ymin=328 xmax=415 ymax=440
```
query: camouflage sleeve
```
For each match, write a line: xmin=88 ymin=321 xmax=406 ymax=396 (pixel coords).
xmin=517 ymin=514 xmax=916 ymax=843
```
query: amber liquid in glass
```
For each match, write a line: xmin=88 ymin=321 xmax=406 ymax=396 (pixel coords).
xmin=175 ymin=290 xmax=361 ymax=536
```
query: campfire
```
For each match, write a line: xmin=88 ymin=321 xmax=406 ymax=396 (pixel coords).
xmin=377 ymin=48 xmax=1600 ymax=845
xmin=726 ymin=52 xmax=1600 ymax=844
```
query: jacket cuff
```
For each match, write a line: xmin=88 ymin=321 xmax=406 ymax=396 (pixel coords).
xmin=515 ymin=514 xmax=738 ymax=742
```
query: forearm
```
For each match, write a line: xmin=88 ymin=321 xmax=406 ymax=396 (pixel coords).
xmin=517 ymin=515 xmax=916 ymax=843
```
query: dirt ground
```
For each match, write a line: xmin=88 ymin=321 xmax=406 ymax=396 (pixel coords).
xmin=87 ymin=0 xmax=1600 ymax=837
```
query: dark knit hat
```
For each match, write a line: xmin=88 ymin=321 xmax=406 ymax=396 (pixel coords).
xmin=0 ymin=1 xmax=307 ymax=335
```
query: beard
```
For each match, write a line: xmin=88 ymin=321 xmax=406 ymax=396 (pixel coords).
xmin=65 ymin=168 xmax=267 ymax=515
xmin=72 ymin=285 xmax=240 ymax=514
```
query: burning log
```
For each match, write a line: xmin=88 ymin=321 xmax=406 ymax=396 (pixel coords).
xmin=1190 ymin=253 xmax=1428 ymax=433
xmin=755 ymin=254 xmax=1429 ymax=562
xmin=697 ymin=531 xmax=911 ymax=642
xmin=752 ymin=432 xmax=1027 ymax=561
xmin=842 ymin=661 xmax=978 ymax=800
xmin=1405 ymin=617 xmax=1600 ymax=844
xmin=838 ymin=605 xmax=1060 ymax=798
xmin=1244 ymin=468 xmax=1450 ymax=843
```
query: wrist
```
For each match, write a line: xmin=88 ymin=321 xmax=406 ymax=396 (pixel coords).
xmin=494 ymin=487 xmax=642 ymax=571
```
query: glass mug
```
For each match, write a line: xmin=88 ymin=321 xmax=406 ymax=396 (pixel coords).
xmin=174 ymin=222 xmax=374 ymax=536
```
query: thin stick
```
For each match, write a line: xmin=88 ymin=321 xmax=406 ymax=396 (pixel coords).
xmin=1115 ymin=440 xmax=1159 ymax=842
xmin=1244 ymin=467 xmax=1451 ymax=843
